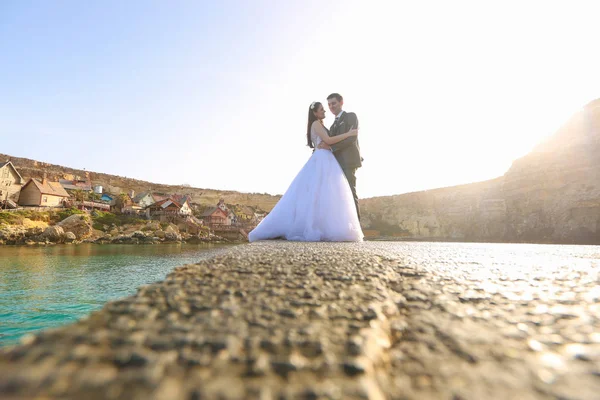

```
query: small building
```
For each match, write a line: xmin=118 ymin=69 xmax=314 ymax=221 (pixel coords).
xmin=0 ymin=161 xmax=24 ymax=204
xmin=146 ymin=197 xmax=192 ymax=216
xmin=110 ymin=193 xmax=141 ymax=214
xmin=226 ymin=209 xmax=238 ymax=225
xmin=18 ymin=177 xmax=70 ymax=207
xmin=178 ymin=199 xmax=192 ymax=215
xmin=93 ymin=185 xmax=103 ymax=194
xmin=59 ymin=175 xmax=92 ymax=193
xmin=121 ymin=204 xmax=143 ymax=214
xmin=236 ymin=205 xmax=257 ymax=222
xmin=200 ymin=206 xmax=229 ymax=227
xmin=133 ymin=191 xmax=167 ymax=208
xmin=214 ymin=198 xmax=239 ymax=224
xmin=253 ymin=211 xmax=267 ymax=224
xmin=147 ymin=198 xmax=192 ymax=215
xmin=217 ymin=198 xmax=228 ymax=212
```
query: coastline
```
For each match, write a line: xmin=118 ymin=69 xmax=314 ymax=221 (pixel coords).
xmin=0 ymin=233 xmax=238 ymax=246
xmin=0 ymin=210 xmax=248 ymax=246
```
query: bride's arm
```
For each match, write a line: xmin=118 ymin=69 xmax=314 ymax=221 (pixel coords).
xmin=312 ymin=121 xmax=357 ymax=145
xmin=331 ymin=113 xmax=359 ymax=152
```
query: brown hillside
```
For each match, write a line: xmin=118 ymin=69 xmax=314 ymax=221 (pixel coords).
xmin=0 ymin=153 xmax=281 ymax=212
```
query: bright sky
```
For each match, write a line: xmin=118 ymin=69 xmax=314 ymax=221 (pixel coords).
xmin=1 ymin=1 xmax=599 ymax=198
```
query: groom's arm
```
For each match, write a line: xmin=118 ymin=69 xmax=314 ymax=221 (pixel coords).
xmin=331 ymin=113 xmax=359 ymax=152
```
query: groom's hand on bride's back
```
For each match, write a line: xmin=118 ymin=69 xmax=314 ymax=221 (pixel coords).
xmin=317 ymin=142 xmax=331 ymax=150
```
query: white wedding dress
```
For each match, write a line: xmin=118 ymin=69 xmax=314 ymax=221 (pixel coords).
xmin=249 ymin=125 xmax=363 ymax=242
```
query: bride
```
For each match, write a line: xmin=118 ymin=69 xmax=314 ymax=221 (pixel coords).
xmin=249 ymin=101 xmax=364 ymax=242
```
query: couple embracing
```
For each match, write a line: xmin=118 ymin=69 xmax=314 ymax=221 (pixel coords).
xmin=249 ymin=93 xmax=364 ymax=242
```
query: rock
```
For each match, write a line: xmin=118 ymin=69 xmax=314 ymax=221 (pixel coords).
xmin=164 ymin=232 xmax=182 ymax=242
xmin=132 ymin=231 xmax=146 ymax=239
xmin=0 ymin=225 xmax=42 ymax=244
xmin=165 ymin=224 xmax=179 ymax=234
xmin=57 ymin=214 xmax=93 ymax=240
xmin=146 ymin=221 xmax=161 ymax=230
xmin=110 ymin=234 xmax=134 ymax=244
xmin=0 ymin=226 xmax=26 ymax=242
xmin=342 ymin=358 xmax=368 ymax=376
xmin=64 ymin=232 xmax=77 ymax=243
xmin=154 ymin=230 xmax=166 ymax=239
xmin=40 ymin=226 xmax=65 ymax=242
xmin=92 ymin=229 xmax=104 ymax=238
xmin=185 ymin=235 xmax=204 ymax=244
xmin=26 ymin=227 xmax=45 ymax=238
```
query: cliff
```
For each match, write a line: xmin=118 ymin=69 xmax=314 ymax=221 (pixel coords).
xmin=361 ymin=99 xmax=600 ymax=244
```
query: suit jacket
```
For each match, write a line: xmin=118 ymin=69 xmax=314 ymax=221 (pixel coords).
xmin=329 ymin=111 xmax=363 ymax=169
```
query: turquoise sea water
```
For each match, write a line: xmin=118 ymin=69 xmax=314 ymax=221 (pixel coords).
xmin=0 ymin=243 xmax=234 ymax=347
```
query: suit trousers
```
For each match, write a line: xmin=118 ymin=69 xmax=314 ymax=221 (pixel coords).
xmin=342 ymin=167 xmax=360 ymax=220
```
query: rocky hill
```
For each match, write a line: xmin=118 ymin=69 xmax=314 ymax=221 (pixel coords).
xmin=361 ymin=99 xmax=600 ymax=244
xmin=0 ymin=153 xmax=280 ymax=212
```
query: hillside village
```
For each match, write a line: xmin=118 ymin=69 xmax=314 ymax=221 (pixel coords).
xmin=0 ymin=160 xmax=269 ymax=244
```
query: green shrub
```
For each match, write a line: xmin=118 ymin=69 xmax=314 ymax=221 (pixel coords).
xmin=92 ymin=211 xmax=145 ymax=227
xmin=92 ymin=211 xmax=118 ymax=226
xmin=1 ymin=210 xmax=56 ymax=225
xmin=55 ymin=207 xmax=85 ymax=222
xmin=0 ymin=212 xmax=22 ymax=226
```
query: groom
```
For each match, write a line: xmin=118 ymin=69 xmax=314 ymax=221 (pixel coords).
xmin=319 ymin=93 xmax=363 ymax=219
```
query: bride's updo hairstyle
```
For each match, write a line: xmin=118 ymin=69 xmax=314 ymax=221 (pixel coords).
xmin=306 ymin=101 xmax=322 ymax=148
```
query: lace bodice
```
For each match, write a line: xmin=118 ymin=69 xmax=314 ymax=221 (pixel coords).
xmin=311 ymin=123 xmax=327 ymax=148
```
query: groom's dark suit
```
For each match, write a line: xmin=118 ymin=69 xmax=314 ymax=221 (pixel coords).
xmin=329 ymin=111 xmax=363 ymax=219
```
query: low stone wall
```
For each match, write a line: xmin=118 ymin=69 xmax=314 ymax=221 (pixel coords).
xmin=0 ymin=242 xmax=598 ymax=399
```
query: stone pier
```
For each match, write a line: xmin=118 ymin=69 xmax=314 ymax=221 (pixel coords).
xmin=1 ymin=242 xmax=598 ymax=399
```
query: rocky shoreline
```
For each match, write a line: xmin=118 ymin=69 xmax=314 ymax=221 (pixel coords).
xmin=0 ymin=214 xmax=232 ymax=246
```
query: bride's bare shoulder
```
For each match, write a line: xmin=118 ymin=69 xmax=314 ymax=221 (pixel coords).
xmin=312 ymin=121 xmax=326 ymax=131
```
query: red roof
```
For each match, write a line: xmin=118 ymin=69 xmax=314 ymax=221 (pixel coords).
xmin=201 ymin=207 xmax=227 ymax=218
xmin=152 ymin=193 xmax=168 ymax=202
xmin=148 ymin=198 xmax=182 ymax=210
xmin=171 ymin=194 xmax=192 ymax=204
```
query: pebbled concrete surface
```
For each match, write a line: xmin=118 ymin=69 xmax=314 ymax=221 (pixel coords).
xmin=0 ymin=241 xmax=599 ymax=399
